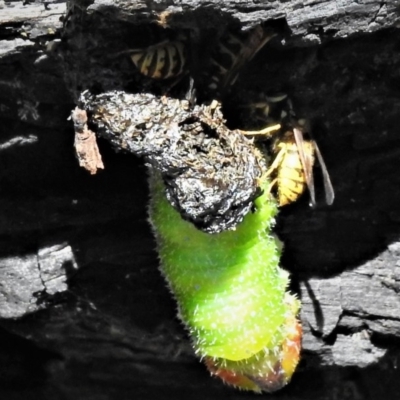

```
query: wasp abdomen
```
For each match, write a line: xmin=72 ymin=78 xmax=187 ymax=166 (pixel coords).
xmin=277 ymin=145 xmax=309 ymax=206
xmin=278 ymin=172 xmax=305 ymax=206
xmin=130 ymin=41 xmax=186 ymax=79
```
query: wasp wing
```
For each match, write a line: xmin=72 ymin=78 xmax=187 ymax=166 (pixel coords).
xmin=220 ymin=27 xmax=276 ymax=92
xmin=312 ymin=140 xmax=335 ymax=205
xmin=293 ymin=127 xmax=316 ymax=207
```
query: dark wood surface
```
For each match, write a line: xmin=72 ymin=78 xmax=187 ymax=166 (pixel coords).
xmin=1 ymin=1 xmax=400 ymax=399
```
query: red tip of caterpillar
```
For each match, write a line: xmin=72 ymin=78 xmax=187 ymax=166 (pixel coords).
xmin=204 ymin=311 xmax=302 ymax=393
xmin=204 ymin=359 xmax=263 ymax=392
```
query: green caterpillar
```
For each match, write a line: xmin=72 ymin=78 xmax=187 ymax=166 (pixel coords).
xmin=149 ymin=174 xmax=301 ymax=392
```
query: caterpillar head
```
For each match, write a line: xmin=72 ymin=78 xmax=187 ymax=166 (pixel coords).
xmin=204 ymin=295 xmax=302 ymax=393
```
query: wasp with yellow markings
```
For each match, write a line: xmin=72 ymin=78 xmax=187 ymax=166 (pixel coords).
xmin=126 ymin=24 xmax=275 ymax=97
xmin=129 ymin=39 xmax=187 ymax=80
xmin=236 ymin=93 xmax=289 ymax=130
xmin=265 ymin=124 xmax=335 ymax=207
xmin=203 ymin=25 xmax=276 ymax=98
xmin=240 ymin=95 xmax=334 ymax=207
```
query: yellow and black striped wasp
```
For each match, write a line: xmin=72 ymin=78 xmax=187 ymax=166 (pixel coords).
xmin=129 ymin=38 xmax=187 ymax=80
xmin=202 ymin=25 xmax=276 ymax=99
xmin=241 ymin=95 xmax=335 ymax=207
xmin=265 ymin=121 xmax=335 ymax=207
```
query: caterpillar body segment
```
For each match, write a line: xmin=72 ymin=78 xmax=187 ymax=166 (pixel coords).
xmin=149 ymin=175 xmax=301 ymax=392
xmin=205 ymin=295 xmax=301 ymax=393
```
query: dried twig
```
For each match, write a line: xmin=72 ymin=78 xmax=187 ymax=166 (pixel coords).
xmin=71 ymin=107 xmax=104 ymax=175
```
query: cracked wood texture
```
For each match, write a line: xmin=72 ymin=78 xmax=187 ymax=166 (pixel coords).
xmin=1 ymin=0 xmax=400 ymax=399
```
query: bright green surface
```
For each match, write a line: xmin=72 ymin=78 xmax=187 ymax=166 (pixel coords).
xmin=149 ymin=176 xmax=289 ymax=361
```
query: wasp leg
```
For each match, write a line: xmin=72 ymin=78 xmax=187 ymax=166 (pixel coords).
xmin=265 ymin=145 xmax=286 ymax=177
xmin=160 ymin=72 xmax=188 ymax=97
xmin=265 ymin=177 xmax=278 ymax=195
xmin=257 ymin=146 xmax=285 ymax=196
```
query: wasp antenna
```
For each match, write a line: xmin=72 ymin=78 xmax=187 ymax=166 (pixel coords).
xmin=264 ymin=93 xmax=288 ymax=103
xmin=240 ymin=124 xmax=281 ymax=136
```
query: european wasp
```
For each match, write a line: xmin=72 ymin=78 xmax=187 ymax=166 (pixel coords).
xmin=204 ymin=25 xmax=276 ymax=98
xmin=129 ymin=39 xmax=187 ymax=80
xmin=240 ymin=95 xmax=334 ymax=207
xmin=266 ymin=123 xmax=335 ymax=207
